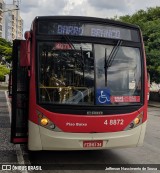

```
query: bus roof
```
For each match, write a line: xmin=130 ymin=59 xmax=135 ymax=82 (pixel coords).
xmin=32 ymin=16 xmax=140 ymax=30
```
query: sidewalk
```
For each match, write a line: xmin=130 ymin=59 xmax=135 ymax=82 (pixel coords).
xmin=0 ymin=91 xmax=18 ymax=164
xmin=148 ymin=100 xmax=160 ymax=108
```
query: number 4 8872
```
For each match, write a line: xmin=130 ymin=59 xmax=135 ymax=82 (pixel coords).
xmin=104 ymin=119 xmax=124 ymax=126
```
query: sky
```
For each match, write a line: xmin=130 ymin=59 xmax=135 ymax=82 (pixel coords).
xmin=5 ymin=0 xmax=160 ymax=33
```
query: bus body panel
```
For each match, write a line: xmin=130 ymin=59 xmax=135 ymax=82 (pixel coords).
xmin=28 ymin=120 xmax=42 ymax=150
xmin=35 ymin=105 xmax=146 ymax=133
xmin=137 ymin=120 xmax=147 ymax=146
xmin=28 ymin=120 xmax=147 ymax=151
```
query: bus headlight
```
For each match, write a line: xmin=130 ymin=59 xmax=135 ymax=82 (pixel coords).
xmin=40 ymin=118 xmax=49 ymax=126
xmin=125 ymin=112 xmax=143 ymax=130
xmin=134 ymin=117 xmax=141 ymax=125
xmin=37 ymin=111 xmax=62 ymax=132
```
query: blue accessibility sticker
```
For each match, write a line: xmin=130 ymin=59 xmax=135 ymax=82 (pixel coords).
xmin=96 ymin=88 xmax=111 ymax=105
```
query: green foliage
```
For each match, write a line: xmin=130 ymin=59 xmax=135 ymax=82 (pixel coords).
xmin=0 ymin=38 xmax=12 ymax=63
xmin=0 ymin=38 xmax=12 ymax=47
xmin=118 ymin=7 xmax=160 ymax=83
xmin=0 ymin=38 xmax=12 ymax=81
xmin=0 ymin=65 xmax=10 ymax=81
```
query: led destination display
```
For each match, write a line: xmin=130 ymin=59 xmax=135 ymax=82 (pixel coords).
xmin=38 ymin=21 xmax=139 ymax=42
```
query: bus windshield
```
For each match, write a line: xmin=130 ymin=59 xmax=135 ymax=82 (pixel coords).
xmin=38 ymin=41 xmax=142 ymax=105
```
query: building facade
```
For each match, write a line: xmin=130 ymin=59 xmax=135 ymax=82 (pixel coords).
xmin=0 ymin=0 xmax=23 ymax=41
xmin=0 ymin=0 xmax=4 ymax=38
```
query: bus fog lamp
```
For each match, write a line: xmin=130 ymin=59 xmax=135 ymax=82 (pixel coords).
xmin=129 ymin=123 xmax=134 ymax=129
xmin=49 ymin=124 xmax=55 ymax=129
xmin=40 ymin=118 xmax=49 ymax=126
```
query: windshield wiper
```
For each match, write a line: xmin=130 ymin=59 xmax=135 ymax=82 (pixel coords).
xmin=62 ymin=35 xmax=85 ymax=86
xmin=106 ymin=40 xmax=122 ymax=68
xmin=104 ymin=48 xmax=108 ymax=87
xmin=104 ymin=40 xmax=122 ymax=86
xmin=63 ymin=34 xmax=84 ymax=65
xmin=63 ymin=35 xmax=76 ymax=51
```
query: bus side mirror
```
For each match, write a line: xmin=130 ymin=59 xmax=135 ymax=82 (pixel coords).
xmin=20 ymin=40 xmax=30 ymax=67
xmin=20 ymin=31 xmax=31 ymax=67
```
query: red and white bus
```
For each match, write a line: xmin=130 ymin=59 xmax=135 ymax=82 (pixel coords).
xmin=10 ymin=16 xmax=148 ymax=150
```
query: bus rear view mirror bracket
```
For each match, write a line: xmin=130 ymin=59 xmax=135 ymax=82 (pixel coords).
xmin=20 ymin=31 xmax=31 ymax=67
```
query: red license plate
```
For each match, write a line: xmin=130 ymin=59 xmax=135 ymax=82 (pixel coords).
xmin=83 ymin=140 xmax=103 ymax=148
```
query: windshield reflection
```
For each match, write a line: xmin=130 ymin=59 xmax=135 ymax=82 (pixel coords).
xmin=38 ymin=42 xmax=142 ymax=105
xmin=38 ymin=42 xmax=94 ymax=105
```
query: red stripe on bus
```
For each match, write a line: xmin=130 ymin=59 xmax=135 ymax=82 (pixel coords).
xmin=13 ymin=138 xmax=28 ymax=143
xmin=34 ymin=105 xmax=146 ymax=133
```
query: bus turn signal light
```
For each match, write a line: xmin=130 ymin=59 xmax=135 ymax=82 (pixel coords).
xmin=37 ymin=111 xmax=62 ymax=131
xmin=125 ymin=112 xmax=143 ymax=130
xmin=40 ymin=118 xmax=49 ymax=126
xmin=134 ymin=117 xmax=140 ymax=125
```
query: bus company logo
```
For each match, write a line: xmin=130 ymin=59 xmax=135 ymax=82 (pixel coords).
xmin=2 ymin=165 xmax=11 ymax=171
xmin=87 ymin=111 xmax=103 ymax=115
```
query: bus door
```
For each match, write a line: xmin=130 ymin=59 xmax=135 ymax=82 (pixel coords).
xmin=11 ymin=40 xmax=29 ymax=143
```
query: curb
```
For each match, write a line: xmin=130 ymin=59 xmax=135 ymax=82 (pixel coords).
xmin=148 ymin=104 xmax=160 ymax=108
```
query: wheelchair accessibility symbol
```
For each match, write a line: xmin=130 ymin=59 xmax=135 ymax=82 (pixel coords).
xmin=96 ymin=89 xmax=111 ymax=104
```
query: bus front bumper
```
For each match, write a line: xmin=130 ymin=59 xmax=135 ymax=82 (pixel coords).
xmin=28 ymin=121 xmax=147 ymax=151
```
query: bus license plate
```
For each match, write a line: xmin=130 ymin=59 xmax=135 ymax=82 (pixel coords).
xmin=83 ymin=140 xmax=103 ymax=148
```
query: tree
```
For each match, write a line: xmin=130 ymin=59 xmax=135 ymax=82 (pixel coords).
xmin=0 ymin=65 xmax=10 ymax=81
xmin=0 ymin=38 xmax=12 ymax=63
xmin=117 ymin=7 xmax=160 ymax=83
xmin=0 ymin=38 xmax=12 ymax=81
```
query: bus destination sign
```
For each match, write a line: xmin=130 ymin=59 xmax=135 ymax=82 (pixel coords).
xmin=57 ymin=24 xmax=121 ymax=39
xmin=38 ymin=21 xmax=139 ymax=42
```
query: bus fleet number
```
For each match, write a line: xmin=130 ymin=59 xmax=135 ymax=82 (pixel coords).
xmin=104 ymin=119 xmax=124 ymax=126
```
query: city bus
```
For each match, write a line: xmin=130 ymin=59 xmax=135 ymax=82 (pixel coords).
xmin=10 ymin=16 xmax=148 ymax=150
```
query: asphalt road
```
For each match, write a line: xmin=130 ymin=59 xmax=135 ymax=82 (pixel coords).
xmin=0 ymin=90 xmax=160 ymax=173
